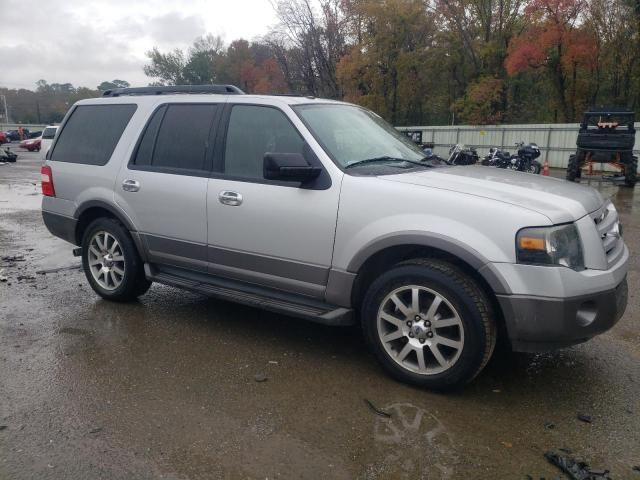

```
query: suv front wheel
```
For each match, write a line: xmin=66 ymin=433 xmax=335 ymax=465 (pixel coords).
xmin=362 ymin=259 xmax=496 ymax=390
xmin=81 ymin=217 xmax=151 ymax=302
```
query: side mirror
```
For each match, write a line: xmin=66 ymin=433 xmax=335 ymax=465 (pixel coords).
xmin=263 ymin=152 xmax=321 ymax=183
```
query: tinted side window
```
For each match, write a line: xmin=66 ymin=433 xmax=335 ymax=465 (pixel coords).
xmin=50 ymin=104 xmax=136 ymax=165
xmin=224 ymin=105 xmax=304 ymax=180
xmin=42 ymin=127 xmax=57 ymax=139
xmin=132 ymin=105 xmax=166 ymax=167
xmin=152 ymin=104 xmax=216 ymax=171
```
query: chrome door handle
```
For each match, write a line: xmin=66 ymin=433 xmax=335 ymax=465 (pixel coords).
xmin=122 ymin=179 xmax=140 ymax=192
xmin=218 ymin=190 xmax=243 ymax=206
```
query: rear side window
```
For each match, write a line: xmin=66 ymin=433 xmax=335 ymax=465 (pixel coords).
xmin=42 ymin=127 xmax=57 ymax=139
xmin=50 ymin=104 xmax=136 ymax=165
xmin=132 ymin=104 xmax=217 ymax=172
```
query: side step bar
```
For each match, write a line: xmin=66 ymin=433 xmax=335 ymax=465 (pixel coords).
xmin=144 ymin=264 xmax=354 ymax=327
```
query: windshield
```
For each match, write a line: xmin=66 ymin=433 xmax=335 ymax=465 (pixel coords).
xmin=293 ymin=104 xmax=427 ymax=168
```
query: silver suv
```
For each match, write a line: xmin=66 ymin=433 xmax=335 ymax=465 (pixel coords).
xmin=41 ymin=85 xmax=629 ymax=390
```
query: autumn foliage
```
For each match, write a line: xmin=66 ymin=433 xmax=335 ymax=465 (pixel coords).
xmin=3 ymin=0 xmax=639 ymax=125
xmin=505 ymin=0 xmax=599 ymax=120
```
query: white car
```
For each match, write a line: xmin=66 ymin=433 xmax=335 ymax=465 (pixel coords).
xmin=40 ymin=125 xmax=58 ymax=159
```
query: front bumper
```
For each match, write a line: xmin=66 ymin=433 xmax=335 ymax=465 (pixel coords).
xmin=497 ymin=278 xmax=628 ymax=352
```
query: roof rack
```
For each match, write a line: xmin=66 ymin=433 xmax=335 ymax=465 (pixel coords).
xmin=102 ymin=84 xmax=245 ymax=97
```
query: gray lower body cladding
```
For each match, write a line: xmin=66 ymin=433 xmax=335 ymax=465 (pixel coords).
xmin=497 ymin=278 xmax=628 ymax=352
xmin=42 ymin=210 xmax=77 ymax=245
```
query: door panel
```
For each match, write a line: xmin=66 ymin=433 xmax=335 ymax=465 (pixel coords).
xmin=115 ymin=103 xmax=219 ymax=271
xmin=206 ymin=104 xmax=341 ymax=296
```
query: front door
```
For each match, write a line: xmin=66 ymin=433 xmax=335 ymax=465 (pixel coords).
xmin=206 ymin=103 xmax=341 ymax=297
xmin=116 ymin=102 xmax=220 ymax=272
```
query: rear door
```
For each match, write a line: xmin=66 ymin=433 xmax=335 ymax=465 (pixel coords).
xmin=115 ymin=102 xmax=221 ymax=272
xmin=206 ymin=103 xmax=341 ymax=298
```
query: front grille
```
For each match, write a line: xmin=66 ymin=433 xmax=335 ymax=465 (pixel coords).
xmin=592 ymin=203 xmax=624 ymax=268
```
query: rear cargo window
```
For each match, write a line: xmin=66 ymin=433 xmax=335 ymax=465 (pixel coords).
xmin=50 ymin=104 xmax=136 ymax=165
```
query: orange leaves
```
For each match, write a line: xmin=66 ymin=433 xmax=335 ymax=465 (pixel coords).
xmin=505 ymin=0 xmax=596 ymax=76
xmin=505 ymin=30 xmax=547 ymax=75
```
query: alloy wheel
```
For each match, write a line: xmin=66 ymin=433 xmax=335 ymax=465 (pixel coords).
xmin=87 ymin=230 xmax=125 ymax=291
xmin=377 ymin=285 xmax=465 ymax=375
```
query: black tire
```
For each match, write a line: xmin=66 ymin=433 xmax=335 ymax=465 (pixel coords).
xmin=81 ymin=217 xmax=151 ymax=302
xmin=361 ymin=259 xmax=496 ymax=391
xmin=566 ymin=154 xmax=581 ymax=181
xmin=529 ymin=160 xmax=541 ymax=174
xmin=624 ymin=155 xmax=637 ymax=188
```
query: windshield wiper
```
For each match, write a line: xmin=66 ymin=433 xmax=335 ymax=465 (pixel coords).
xmin=345 ymin=156 xmax=434 ymax=169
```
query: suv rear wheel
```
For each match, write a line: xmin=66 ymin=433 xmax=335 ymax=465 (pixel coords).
xmin=361 ymin=259 xmax=496 ymax=390
xmin=81 ymin=217 xmax=151 ymax=302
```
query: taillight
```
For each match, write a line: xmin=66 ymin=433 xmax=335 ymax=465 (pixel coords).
xmin=41 ymin=165 xmax=55 ymax=197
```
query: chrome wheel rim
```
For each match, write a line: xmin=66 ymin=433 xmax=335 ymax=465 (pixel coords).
xmin=88 ymin=231 xmax=125 ymax=291
xmin=377 ymin=285 xmax=464 ymax=375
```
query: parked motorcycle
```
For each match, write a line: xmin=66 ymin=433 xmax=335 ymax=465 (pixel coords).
xmin=481 ymin=147 xmax=512 ymax=168
xmin=512 ymin=142 xmax=541 ymax=174
xmin=481 ymin=143 xmax=541 ymax=174
xmin=447 ymin=144 xmax=479 ymax=165
xmin=421 ymin=145 xmax=446 ymax=164
xmin=0 ymin=146 xmax=17 ymax=163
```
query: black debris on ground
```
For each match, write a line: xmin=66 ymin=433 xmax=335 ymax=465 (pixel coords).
xmin=544 ymin=450 xmax=611 ymax=480
xmin=632 ymin=465 xmax=640 ymax=473
xmin=36 ymin=265 xmax=82 ymax=275
xmin=1 ymin=255 xmax=26 ymax=263
xmin=0 ymin=425 xmax=7 ymax=431
xmin=577 ymin=413 xmax=593 ymax=423
xmin=544 ymin=422 xmax=555 ymax=430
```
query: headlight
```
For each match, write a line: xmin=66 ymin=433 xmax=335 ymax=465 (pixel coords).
xmin=516 ymin=224 xmax=584 ymax=270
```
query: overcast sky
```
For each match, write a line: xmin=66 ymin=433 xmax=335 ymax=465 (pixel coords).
xmin=0 ymin=0 xmax=278 ymax=90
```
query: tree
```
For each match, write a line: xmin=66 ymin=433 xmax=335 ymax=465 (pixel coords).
xmin=97 ymin=80 xmax=130 ymax=91
xmin=270 ymin=0 xmax=347 ymax=97
xmin=143 ymin=48 xmax=187 ymax=85
xmin=337 ymin=0 xmax=438 ymax=124
xmin=453 ymin=76 xmax=505 ymax=124
xmin=505 ymin=0 xmax=598 ymax=121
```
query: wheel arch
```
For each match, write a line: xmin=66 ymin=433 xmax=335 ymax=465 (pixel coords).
xmin=74 ymin=201 xmax=147 ymax=261
xmin=345 ymin=234 xmax=511 ymax=336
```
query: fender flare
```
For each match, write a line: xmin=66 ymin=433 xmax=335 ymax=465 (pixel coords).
xmin=73 ymin=201 xmax=147 ymax=261
xmin=74 ymin=200 xmax=137 ymax=232
xmin=346 ymin=231 xmax=511 ymax=295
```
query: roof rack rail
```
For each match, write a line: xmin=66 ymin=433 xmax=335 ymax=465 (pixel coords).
xmin=102 ymin=84 xmax=245 ymax=97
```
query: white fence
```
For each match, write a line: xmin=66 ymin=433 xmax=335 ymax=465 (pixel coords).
xmin=1 ymin=123 xmax=48 ymax=132
xmin=396 ymin=123 xmax=640 ymax=170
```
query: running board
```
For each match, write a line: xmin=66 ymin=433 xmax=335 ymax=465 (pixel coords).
xmin=144 ymin=264 xmax=354 ymax=326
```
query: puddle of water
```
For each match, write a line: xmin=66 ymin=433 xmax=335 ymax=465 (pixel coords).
xmin=371 ymin=403 xmax=457 ymax=479
xmin=0 ymin=182 xmax=42 ymax=213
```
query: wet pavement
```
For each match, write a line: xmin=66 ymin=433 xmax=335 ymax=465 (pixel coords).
xmin=1 ymin=150 xmax=639 ymax=479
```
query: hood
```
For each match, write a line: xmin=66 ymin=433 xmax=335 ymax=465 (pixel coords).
xmin=380 ymin=166 xmax=603 ymax=224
